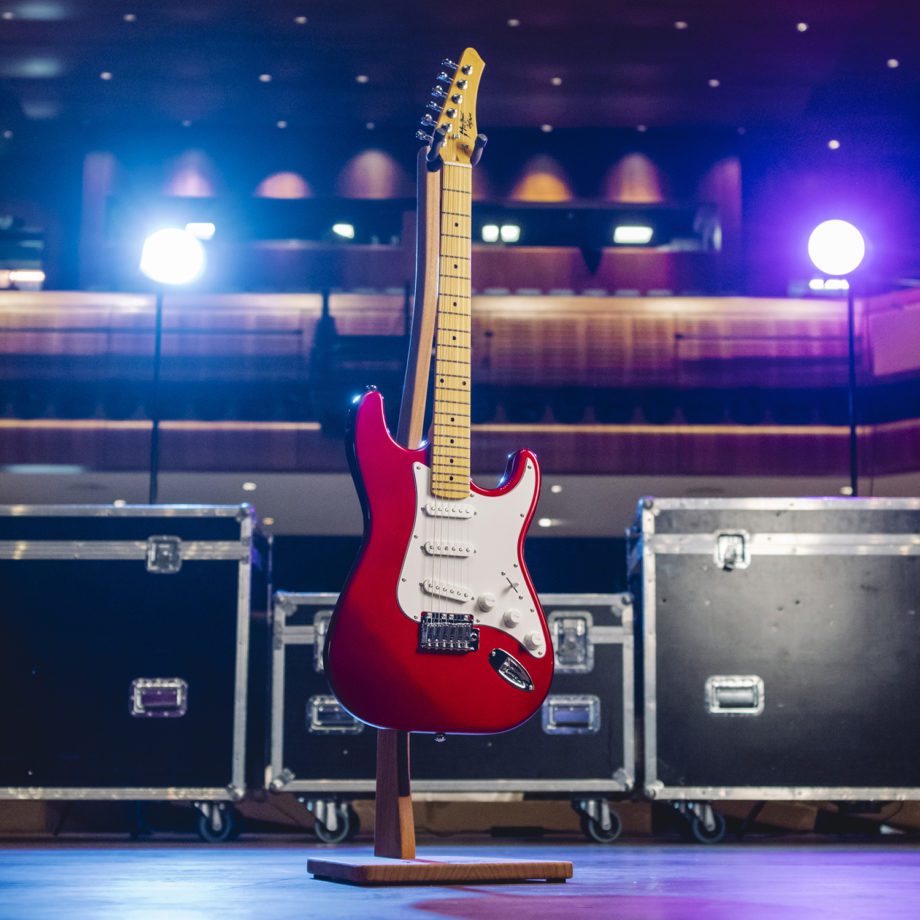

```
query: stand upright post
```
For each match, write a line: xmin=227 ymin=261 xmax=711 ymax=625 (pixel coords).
xmin=846 ymin=283 xmax=859 ymax=497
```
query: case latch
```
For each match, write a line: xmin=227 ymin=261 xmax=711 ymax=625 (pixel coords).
xmin=714 ymin=531 xmax=750 ymax=571
xmin=312 ymin=611 xmax=333 ymax=673
xmin=548 ymin=612 xmax=594 ymax=673
xmin=146 ymin=536 xmax=183 ymax=574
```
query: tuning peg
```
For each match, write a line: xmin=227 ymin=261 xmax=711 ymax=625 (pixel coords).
xmin=441 ymin=59 xmax=458 ymax=74
xmin=426 ymin=100 xmax=442 ymax=113
xmin=416 ymin=129 xmax=434 ymax=143
xmin=431 ymin=85 xmax=448 ymax=99
xmin=436 ymin=72 xmax=452 ymax=85
xmin=420 ymin=114 xmax=436 ymax=129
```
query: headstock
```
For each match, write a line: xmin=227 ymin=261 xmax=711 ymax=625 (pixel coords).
xmin=416 ymin=47 xmax=485 ymax=166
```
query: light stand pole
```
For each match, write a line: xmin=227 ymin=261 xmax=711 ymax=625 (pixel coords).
xmin=845 ymin=281 xmax=859 ymax=497
xmin=149 ymin=288 xmax=164 ymax=504
xmin=139 ymin=227 xmax=207 ymax=504
xmin=807 ymin=219 xmax=866 ymax=498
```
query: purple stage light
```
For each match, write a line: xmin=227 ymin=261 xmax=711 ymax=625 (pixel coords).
xmin=807 ymin=219 xmax=865 ymax=276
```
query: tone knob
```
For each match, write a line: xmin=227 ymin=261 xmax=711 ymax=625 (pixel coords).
xmin=524 ymin=630 xmax=543 ymax=651
xmin=478 ymin=593 xmax=497 ymax=612
xmin=502 ymin=608 xmax=521 ymax=627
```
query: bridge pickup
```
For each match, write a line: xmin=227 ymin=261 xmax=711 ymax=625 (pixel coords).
xmin=418 ymin=612 xmax=479 ymax=654
xmin=425 ymin=501 xmax=474 ymax=519
xmin=421 ymin=578 xmax=474 ymax=603
xmin=423 ymin=540 xmax=473 ymax=557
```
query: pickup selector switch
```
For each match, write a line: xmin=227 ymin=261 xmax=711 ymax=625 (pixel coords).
xmin=502 ymin=608 xmax=521 ymax=627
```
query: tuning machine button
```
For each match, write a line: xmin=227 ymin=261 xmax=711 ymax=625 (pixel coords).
xmin=421 ymin=114 xmax=435 ymax=126
xmin=502 ymin=608 xmax=521 ymax=628
xmin=441 ymin=59 xmax=459 ymax=74
xmin=478 ymin=593 xmax=497 ymax=613
xmin=426 ymin=100 xmax=442 ymax=113
xmin=437 ymin=71 xmax=453 ymax=85
xmin=416 ymin=130 xmax=433 ymax=143
xmin=431 ymin=85 xmax=448 ymax=99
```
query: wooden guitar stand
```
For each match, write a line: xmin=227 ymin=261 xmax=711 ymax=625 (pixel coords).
xmin=307 ymin=148 xmax=573 ymax=886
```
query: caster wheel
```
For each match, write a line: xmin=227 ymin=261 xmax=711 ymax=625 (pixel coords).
xmin=690 ymin=811 xmax=726 ymax=844
xmin=580 ymin=810 xmax=622 ymax=843
xmin=195 ymin=806 xmax=238 ymax=843
xmin=314 ymin=806 xmax=358 ymax=845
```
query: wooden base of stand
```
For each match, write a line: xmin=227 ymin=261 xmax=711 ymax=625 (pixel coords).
xmin=307 ymin=855 xmax=573 ymax=886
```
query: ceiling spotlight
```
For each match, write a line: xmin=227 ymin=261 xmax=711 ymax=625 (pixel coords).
xmin=181 ymin=119 xmax=192 ymax=127
xmin=1 ymin=11 xmax=14 ymax=20
xmin=262 ymin=516 xmax=275 ymax=526
xmin=550 ymin=76 xmax=562 ymax=86
xmin=259 ymin=73 xmax=272 ymax=83
xmin=708 ymin=78 xmax=720 ymax=88
xmin=481 ymin=224 xmax=500 ymax=243
xmin=614 ymin=225 xmax=654 ymax=245
xmin=796 ymin=22 xmax=809 ymax=32
xmin=827 ymin=138 xmax=840 ymax=150
xmin=550 ymin=484 xmax=563 ymax=494
xmin=507 ymin=18 xmax=521 ymax=27
xmin=887 ymin=58 xmax=900 ymax=69
xmin=185 ymin=221 xmax=216 ymax=240
xmin=2 ymin=129 xmax=12 ymax=139
xmin=113 ymin=499 xmax=127 ymax=507
xmin=500 ymin=224 xmax=521 ymax=243
xmin=540 ymin=124 xmax=553 ymax=133
xmin=242 ymin=482 xmax=257 ymax=492
xmin=356 ymin=74 xmax=369 ymax=83
xmin=294 ymin=15 xmax=308 ymax=24
xmin=366 ymin=121 xmax=375 ymax=130
xmin=100 ymin=71 xmax=113 ymax=81
xmin=537 ymin=517 xmax=553 ymax=528
xmin=839 ymin=485 xmax=854 ymax=496
xmin=276 ymin=120 xmax=288 ymax=129
xmin=674 ymin=20 xmax=688 ymax=30
xmin=637 ymin=124 xmax=647 ymax=133
xmin=123 ymin=13 xmax=137 ymax=22
xmin=332 ymin=222 xmax=355 ymax=239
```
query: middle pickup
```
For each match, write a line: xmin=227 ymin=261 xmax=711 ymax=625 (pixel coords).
xmin=423 ymin=540 xmax=474 ymax=557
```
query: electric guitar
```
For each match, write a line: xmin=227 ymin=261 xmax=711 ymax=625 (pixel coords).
xmin=325 ymin=48 xmax=553 ymax=734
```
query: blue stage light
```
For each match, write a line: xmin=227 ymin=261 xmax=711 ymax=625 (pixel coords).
xmin=139 ymin=227 xmax=206 ymax=285
xmin=807 ymin=220 xmax=865 ymax=276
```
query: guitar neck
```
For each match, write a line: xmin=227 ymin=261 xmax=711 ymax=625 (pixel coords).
xmin=430 ymin=161 xmax=472 ymax=500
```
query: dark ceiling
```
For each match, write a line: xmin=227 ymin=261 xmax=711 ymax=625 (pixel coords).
xmin=0 ymin=0 xmax=917 ymax=135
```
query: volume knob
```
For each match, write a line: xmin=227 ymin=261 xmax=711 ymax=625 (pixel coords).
xmin=478 ymin=593 xmax=497 ymax=612
xmin=524 ymin=630 xmax=543 ymax=651
xmin=502 ymin=608 xmax=521 ymax=627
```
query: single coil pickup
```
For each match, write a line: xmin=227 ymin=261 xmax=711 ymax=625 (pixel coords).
xmin=421 ymin=578 xmax=474 ymax=603
xmin=423 ymin=540 xmax=473 ymax=557
xmin=418 ymin=612 xmax=479 ymax=654
xmin=424 ymin=500 xmax=474 ymax=519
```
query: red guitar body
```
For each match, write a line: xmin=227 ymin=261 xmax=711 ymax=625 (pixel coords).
xmin=324 ymin=390 xmax=554 ymax=734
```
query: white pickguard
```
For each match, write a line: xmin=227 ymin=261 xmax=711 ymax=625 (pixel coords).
xmin=396 ymin=460 xmax=546 ymax=658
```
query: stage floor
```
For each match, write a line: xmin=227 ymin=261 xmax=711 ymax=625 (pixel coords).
xmin=1 ymin=839 xmax=919 ymax=918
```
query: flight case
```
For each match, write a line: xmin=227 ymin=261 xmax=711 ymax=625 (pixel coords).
xmin=268 ymin=591 xmax=634 ymax=842
xmin=0 ymin=504 xmax=262 ymax=840
xmin=629 ymin=497 xmax=920 ymax=841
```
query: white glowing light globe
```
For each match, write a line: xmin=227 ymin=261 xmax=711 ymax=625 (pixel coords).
xmin=140 ymin=228 xmax=206 ymax=285
xmin=807 ymin=220 xmax=865 ymax=277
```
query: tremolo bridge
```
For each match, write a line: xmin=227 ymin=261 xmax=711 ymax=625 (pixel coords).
xmin=418 ymin=611 xmax=479 ymax=654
